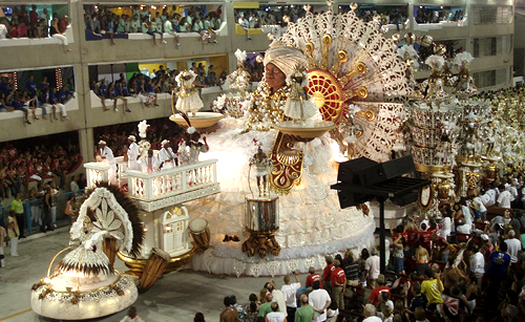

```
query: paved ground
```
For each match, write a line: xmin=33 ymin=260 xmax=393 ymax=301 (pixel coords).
xmin=0 ymin=229 xmax=321 ymax=322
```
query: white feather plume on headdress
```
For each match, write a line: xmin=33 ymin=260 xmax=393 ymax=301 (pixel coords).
xmin=454 ymin=52 xmax=474 ymax=66
xmin=397 ymin=45 xmax=418 ymax=61
xmin=234 ymin=49 xmax=247 ymax=63
xmin=425 ymin=55 xmax=445 ymax=69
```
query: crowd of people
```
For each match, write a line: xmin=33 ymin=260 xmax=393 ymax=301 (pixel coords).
xmin=90 ymin=63 xmax=230 ymax=112
xmin=0 ymin=73 xmax=75 ymax=124
xmin=0 ymin=5 xmax=72 ymax=52
xmin=415 ymin=8 xmax=464 ymax=24
xmin=213 ymin=176 xmax=524 ymax=322
xmin=84 ymin=4 xmax=223 ymax=46
xmin=0 ymin=140 xmax=82 ymax=200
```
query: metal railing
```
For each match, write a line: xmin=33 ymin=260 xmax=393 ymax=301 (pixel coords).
xmin=0 ymin=190 xmax=84 ymax=236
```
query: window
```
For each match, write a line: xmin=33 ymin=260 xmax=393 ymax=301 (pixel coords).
xmin=472 ymin=6 xmax=513 ymax=25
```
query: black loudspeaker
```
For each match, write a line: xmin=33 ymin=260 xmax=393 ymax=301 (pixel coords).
xmin=391 ymin=190 xmax=419 ymax=206
xmin=337 ymin=157 xmax=378 ymax=184
xmin=358 ymin=155 xmax=416 ymax=186
xmin=336 ymin=190 xmax=371 ymax=208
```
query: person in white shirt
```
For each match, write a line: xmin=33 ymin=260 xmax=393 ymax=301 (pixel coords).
xmin=469 ymin=244 xmax=485 ymax=288
xmin=505 ymin=230 xmax=522 ymax=264
xmin=507 ymin=179 xmax=519 ymax=200
xmin=0 ymin=23 xmax=7 ymax=39
xmin=127 ymin=135 xmax=141 ymax=171
xmin=309 ymin=281 xmax=331 ymax=322
xmin=483 ymin=187 xmax=497 ymax=207
xmin=97 ymin=140 xmax=117 ymax=183
xmin=266 ymin=281 xmax=287 ymax=318
xmin=456 ymin=218 xmax=471 ymax=235
xmin=362 ymin=303 xmax=382 ymax=322
xmin=497 ymin=185 xmax=515 ymax=208
xmin=281 ymin=271 xmax=301 ymax=321
xmin=266 ymin=302 xmax=286 ymax=322
xmin=159 ymin=139 xmax=177 ymax=169
xmin=365 ymin=248 xmax=380 ymax=289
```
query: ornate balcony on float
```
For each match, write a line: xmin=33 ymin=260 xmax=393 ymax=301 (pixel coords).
xmin=84 ymin=157 xmax=220 ymax=212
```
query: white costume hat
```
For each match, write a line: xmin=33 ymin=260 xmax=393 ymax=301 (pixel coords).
xmin=128 ymin=135 xmax=136 ymax=142
xmin=161 ymin=139 xmax=170 ymax=146
xmin=98 ymin=140 xmax=106 ymax=145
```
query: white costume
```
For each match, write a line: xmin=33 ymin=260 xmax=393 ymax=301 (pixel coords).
xmin=127 ymin=142 xmax=140 ymax=171
xmin=138 ymin=154 xmax=160 ymax=173
xmin=99 ymin=145 xmax=117 ymax=183
xmin=284 ymin=70 xmax=318 ymax=121
xmin=175 ymin=70 xmax=203 ymax=114
xmin=497 ymin=190 xmax=514 ymax=208
xmin=159 ymin=146 xmax=177 ymax=169
xmin=309 ymin=288 xmax=331 ymax=322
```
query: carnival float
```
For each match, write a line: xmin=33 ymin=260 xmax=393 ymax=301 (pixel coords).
xmin=31 ymin=1 xmax=522 ymax=319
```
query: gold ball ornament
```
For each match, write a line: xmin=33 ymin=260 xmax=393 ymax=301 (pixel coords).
xmin=404 ymin=32 xmax=416 ymax=45
xmin=420 ymin=34 xmax=433 ymax=47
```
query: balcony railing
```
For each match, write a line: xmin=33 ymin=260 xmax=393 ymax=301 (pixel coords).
xmin=85 ymin=157 xmax=220 ymax=211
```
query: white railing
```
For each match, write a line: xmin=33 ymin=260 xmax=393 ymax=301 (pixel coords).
xmin=127 ymin=159 xmax=218 ymax=201
xmin=85 ymin=162 xmax=110 ymax=188
xmin=86 ymin=158 xmax=218 ymax=202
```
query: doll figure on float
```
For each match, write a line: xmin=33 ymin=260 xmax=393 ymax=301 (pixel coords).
xmin=175 ymin=69 xmax=203 ymax=117
xmin=249 ymin=141 xmax=270 ymax=197
xmin=283 ymin=68 xmax=318 ymax=124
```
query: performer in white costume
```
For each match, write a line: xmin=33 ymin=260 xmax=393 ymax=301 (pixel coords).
xmin=175 ymin=70 xmax=203 ymax=116
xmin=159 ymin=139 xmax=177 ymax=169
xmin=127 ymin=135 xmax=141 ymax=171
xmin=97 ymin=140 xmax=117 ymax=184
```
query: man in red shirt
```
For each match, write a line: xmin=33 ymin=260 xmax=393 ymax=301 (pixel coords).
xmin=322 ymin=255 xmax=335 ymax=296
xmin=306 ymin=266 xmax=323 ymax=289
xmin=368 ymin=274 xmax=391 ymax=306
xmin=330 ymin=260 xmax=346 ymax=310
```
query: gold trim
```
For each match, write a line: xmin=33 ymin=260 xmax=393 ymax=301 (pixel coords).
xmin=41 ymin=270 xmax=124 ymax=295
xmin=415 ymin=164 xmax=451 ymax=174
xmin=355 ymin=109 xmax=376 ymax=121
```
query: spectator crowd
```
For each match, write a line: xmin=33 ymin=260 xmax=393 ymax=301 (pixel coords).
xmin=90 ymin=63 xmax=228 ymax=111
xmin=84 ymin=4 xmax=223 ymax=46
xmin=0 ymin=139 xmax=82 ymax=200
xmin=213 ymin=173 xmax=525 ymax=322
xmin=0 ymin=73 xmax=75 ymax=124
xmin=0 ymin=4 xmax=71 ymax=52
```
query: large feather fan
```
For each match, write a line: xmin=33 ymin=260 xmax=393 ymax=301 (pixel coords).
xmin=70 ymin=182 xmax=144 ymax=257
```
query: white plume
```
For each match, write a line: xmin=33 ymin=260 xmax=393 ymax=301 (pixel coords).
xmin=454 ymin=52 xmax=474 ymax=66
xmin=234 ymin=49 xmax=247 ymax=63
xmin=425 ymin=55 xmax=445 ymax=69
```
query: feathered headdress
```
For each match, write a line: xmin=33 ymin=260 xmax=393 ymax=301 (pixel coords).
xmin=453 ymin=52 xmax=474 ymax=66
xmin=425 ymin=55 xmax=445 ymax=69
xmin=234 ymin=49 xmax=247 ymax=63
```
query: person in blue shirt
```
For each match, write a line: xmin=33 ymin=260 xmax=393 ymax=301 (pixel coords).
xmin=50 ymin=87 xmax=69 ymax=120
xmin=12 ymin=91 xmax=31 ymax=124
xmin=113 ymin=80 xmax=130 ymax=112
xmin=39 ymin=76 xmax=50 ymax=92
xmin=25 ymin=75 xmax=38 ymax=98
